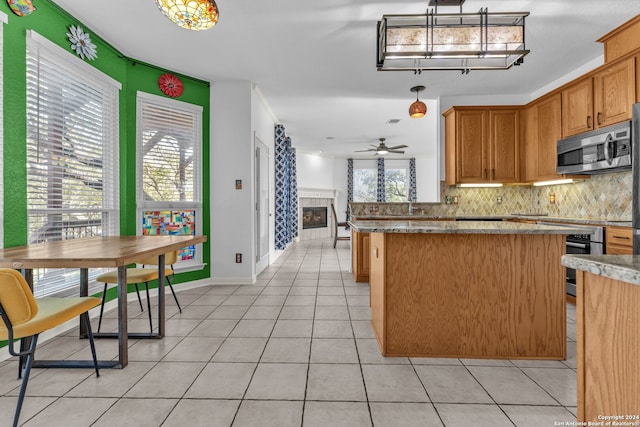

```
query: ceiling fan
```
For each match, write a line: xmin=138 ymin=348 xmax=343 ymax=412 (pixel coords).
xmin=355 ymin=138 xmax=408 ymax=155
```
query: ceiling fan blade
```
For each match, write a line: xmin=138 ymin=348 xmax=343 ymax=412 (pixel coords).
xmin=387 ymin=145 xmax=408 ymax=150
xmin=388 ymin=150 xmax=405 ymax=154
xmin=354 ymin=148 xmax=376 ymax=152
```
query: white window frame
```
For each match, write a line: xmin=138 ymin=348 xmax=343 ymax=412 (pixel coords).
xmin=25 ymin=30 xmax=121 ymax=297
xmin=135 ymin=91 xmax=204 ymax=272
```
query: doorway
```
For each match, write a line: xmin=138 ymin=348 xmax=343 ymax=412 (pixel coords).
xmin=255 ymin=136 xmax=270 ymax=274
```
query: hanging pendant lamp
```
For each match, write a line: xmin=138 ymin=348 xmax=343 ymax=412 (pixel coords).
xmin=155 ymin=0 xmax=219 ymax=31
xmin=409 ymin=86 xmax=427 ymax=118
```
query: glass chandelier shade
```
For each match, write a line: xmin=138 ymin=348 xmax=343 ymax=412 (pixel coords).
xmin=155 ymin=0 xmax=219 ymax=31
xmin=409 ymin=85 xmax=427 ymax=118
xmin=377 ymin=9 xmax=529 ymax=72
xmin=409 ymin=100 xmax=427 ymax=118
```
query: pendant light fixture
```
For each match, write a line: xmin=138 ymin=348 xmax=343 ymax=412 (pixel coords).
xmin=155 ymin=0 xmax=219 ymax=31
xmin=377 ymin=0 xmax=529 ymax=73
xmin=409 ymin=86 xmax=427 ymax=118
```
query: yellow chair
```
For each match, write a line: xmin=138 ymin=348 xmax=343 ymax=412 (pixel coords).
xmin=0 ymin=268 xmax=100 ymax=427
xmin=95 ymin=250 xmax=181 ymax=333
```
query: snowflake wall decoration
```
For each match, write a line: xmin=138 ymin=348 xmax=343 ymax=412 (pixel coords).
xmin=66 ymin=25 xmax=97 ymax=61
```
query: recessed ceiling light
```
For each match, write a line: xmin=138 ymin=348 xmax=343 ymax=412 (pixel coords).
xmin=326 ymin=136 xmax=335 ymax=140
xmin=386 ymin=119 xmax=401 ymax=124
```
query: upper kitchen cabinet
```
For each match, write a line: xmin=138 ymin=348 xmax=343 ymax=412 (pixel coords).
xmin=444 ymin=106 xmax=520 ymax=185
xmin=525 ymin=93 xmax=563 ymax=182
xmin=593 ymin=57 xmax=636 ymax=128
xmin=561 ymin=78 xmax=593 ymax=137
xmin=562 ymin=57 xmax=636 ymax=138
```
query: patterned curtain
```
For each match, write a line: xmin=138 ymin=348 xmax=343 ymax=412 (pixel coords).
xmin=274 ymin=125 xmax=298 ymax=250
xmin=274 ymin=124 xmax=290 ymax=250
xmin=289 ymin=145 xmax=299 ymax=239
xmin=376 ymin=157 xmax=385 ymax=202
xmin=347 ymin=158 xmax=353 ymax=222
xmin=409 ymin=158 xmax=417 ymax=202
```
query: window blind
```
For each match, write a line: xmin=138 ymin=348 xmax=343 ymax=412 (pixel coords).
xmin=136 ymin=92 xmax=202 ymax=267
xmin=26 ymin=31 xmax=121 ymax=297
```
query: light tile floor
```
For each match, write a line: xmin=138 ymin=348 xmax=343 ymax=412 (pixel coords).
xmin=0 ymin=239 xmax=579 ymax=427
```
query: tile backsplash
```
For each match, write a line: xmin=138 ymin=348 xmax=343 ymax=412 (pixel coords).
xmin=350 ymin=171 xmax=632 ymax=220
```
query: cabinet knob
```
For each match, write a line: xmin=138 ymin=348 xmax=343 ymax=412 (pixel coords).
xmin=483 ymin=169 xmax=487 ymax=180
xmin=491 ymin=169 xmax=495 ymax=180
xmin=597 ymin=112 xmax=602 ymax=126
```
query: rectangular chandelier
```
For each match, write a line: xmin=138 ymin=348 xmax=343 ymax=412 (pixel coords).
xmin=377 ymin=8 xmax=529 ymax=72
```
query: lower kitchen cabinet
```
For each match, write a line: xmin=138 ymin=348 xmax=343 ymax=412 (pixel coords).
xmin=351 ymin=230 xmax=370 ymax=282
xmin=606 ymin=226 xmax=633 ymax=254
xmin=576 ymin=270 xmax=640 ymax=422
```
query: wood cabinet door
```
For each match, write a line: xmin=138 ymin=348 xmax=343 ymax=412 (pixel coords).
xmin=524 ymin=104 xmax=538 ymax=182
xmin=489 ymin=109 xmax=520 ymax=182
xmin=562 ymin=78 xmax=593 ymax=137
xmin=361 ymin=233 xmax=371 ymax=275
xmin=593 ymin=57 xmax=636 ymax=128
xmin=536 ymin=94 xmax=563 ymax=180
xmin=456 ymin=109 xmax=487 ymax=182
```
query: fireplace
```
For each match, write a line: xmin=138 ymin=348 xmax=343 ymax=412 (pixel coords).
xmin=302 ymin=207 xmax=327 ymax=229
xmin=298 ymin=188 xmax=336 ymax=241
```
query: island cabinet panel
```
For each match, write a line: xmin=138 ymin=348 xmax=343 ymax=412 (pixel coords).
xmin=351 ymin=230 xmax=370 ymax=282
xmin=576 ymin=271 xmax=640 ymax=422
xmin=369 ymin=232 xmax=566 ymax=359
xmin=370 ymin=232 xmax=385 ymax=348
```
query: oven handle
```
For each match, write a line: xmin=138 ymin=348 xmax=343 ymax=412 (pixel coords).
xmin=567 ymin=242 xmax=589 ymax=249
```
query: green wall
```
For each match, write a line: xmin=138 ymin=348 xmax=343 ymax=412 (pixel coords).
xmin=1 ymin=0 xmax=211 ymax=284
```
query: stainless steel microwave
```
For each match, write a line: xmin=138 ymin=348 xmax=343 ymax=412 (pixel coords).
xmin=557 ymin=121 xmax=632 ymax=175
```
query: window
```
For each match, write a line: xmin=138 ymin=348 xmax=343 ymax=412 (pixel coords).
xmin=26 ymin=31 xmax=121 ymax=297
xmin=352 ymin=160 xmax=378 ymax=202
xmin=353 ymin=168 xmax=377 ymax=202
xmin=136 ymin=92 xmax=203 ymax=269
xmin=384 ymin=160 xmax=409 ymax=202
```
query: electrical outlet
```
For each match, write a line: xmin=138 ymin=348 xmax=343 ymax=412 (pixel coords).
xmin=235 ymin=253 xmax=242 ymax=263
xmin=549 ymin=193 xmax=556 ymax=204
xmin=445 ymin=196 xmax=453 ymax=205
xmin=453 ymin=195 xmax=459 ymax=205
xmin=496 ymin=196 xmax=503 ymax=205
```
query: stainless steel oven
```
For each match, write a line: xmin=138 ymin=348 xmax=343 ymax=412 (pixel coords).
xmin=539 ymin=222 xmax=604 ymax=297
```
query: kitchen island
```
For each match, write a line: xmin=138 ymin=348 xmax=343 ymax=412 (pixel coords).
xmin=561 ymin=254 xmax=640 ymax=423
xmin=350 ymin=220 xmax=594 ymax=360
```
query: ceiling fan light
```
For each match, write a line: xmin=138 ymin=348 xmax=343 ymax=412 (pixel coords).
xmin=155 ymin=0 xmax=219 ymax=31
xmin=409 ymin=101 xmax=427 ymax=118
xmin=378 ymin=149 xmax=389 ymax=155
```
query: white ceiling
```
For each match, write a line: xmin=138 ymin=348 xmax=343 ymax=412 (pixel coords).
xmin=52 ymin=0 xmax=640 ymax=158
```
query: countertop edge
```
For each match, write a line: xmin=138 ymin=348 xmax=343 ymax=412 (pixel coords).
xmin=562 ymin=254 xmax=640 ymax=287
xmin=349 ymin=215 xmax=631 ymax=227
xmin=349 ymin=220 xmax=597 ymax=235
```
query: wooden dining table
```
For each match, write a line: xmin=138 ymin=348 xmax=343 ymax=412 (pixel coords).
xmin=0 ymin=235 xmax=207 ymax=369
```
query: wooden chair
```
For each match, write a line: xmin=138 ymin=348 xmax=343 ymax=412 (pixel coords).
xmin=331 ymin=203 xmax=350 ymax=248
xmin=0 ymin=269 xmax=100 ymax=427
xmin=95 ymin=250 xmax=181 ymax=333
